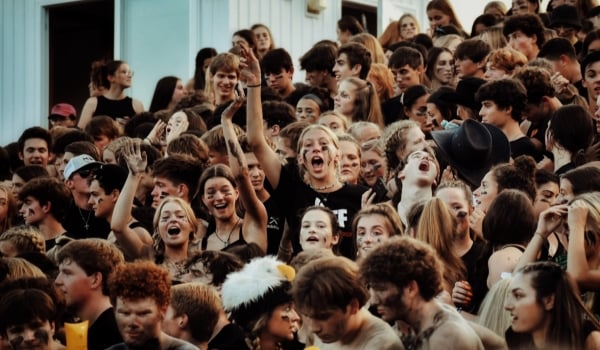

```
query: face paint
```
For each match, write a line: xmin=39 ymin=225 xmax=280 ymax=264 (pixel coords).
xmin=160 ymin=192 xmax=169 ymax=200
xmin=9 ymin=336 xmax=24 ymax=350
xmin=34 ymin=329 xmax=50 ymax=344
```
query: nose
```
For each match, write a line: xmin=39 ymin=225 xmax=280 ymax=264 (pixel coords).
xmin=473 ymin=187 xmax=481 ymax=197
xmin=88 ymin=197 xmax=95 ymax=207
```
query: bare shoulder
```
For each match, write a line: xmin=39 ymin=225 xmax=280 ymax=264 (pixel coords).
xmin=586 ymin=330 xmax=600 ymax=350
xmin=357 ymin=312 xmax=405 ymax=349
xmin=429 ymin=321 xmax=484 ymax=350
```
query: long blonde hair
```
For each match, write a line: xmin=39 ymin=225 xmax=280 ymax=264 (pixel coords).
xmin=152 ymin=197 xmax=198 ymax=262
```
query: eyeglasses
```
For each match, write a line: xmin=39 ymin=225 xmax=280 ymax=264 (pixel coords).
xmin=77 ymin=169 xmax=94 ymax=178
xmin=49 ymin=115 xmax=76 ymax=122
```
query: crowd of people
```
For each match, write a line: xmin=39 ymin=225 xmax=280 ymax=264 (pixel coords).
xmin=5 ymin=0 xmax=600 ymax=348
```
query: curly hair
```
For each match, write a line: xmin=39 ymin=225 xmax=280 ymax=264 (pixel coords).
xmin=475 ymin=79 xmax=528 ymax=121
xmin=184 ymin=250 xmax=243 ymax=287
xmin=108 ymin=260 xmax=171 ymax=307
xmin=514 ymin=66 xmax=556 ymax=105
xmin=486 ymin=47 xmax=528 ymax=75
xmin=383 ymin=120 xmax=421 ymax=172
xmin=490 ymin=155 xmax=537 ymax=201
xmin=359 ymin=236 xmax=443 ymax=301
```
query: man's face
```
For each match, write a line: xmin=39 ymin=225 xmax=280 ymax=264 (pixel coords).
xmin=306 ymin=307 xmax=352 ymax=344
xmin=20 ymin=138 xmax=49 ymax=167
xmin=19 ymin=196 xmax=46 ymax=225
xmin=391 ymin=64 xmax=423 ymax=93
xmin=246 ymin=152 xmax=265 ymax=192
xmin=151 ymin=176 xmax=179 ymax=208
xmin=305 ymin=70 xmax=329 ymax=87
xmin=479 ymin=100 xmax=510 ymax=128
xmin=5 ymin=318 xmax=55 ymax=350
xmin=368 ymin=281 xmax=406 ymax=323
xmin=507 ymin=30 xmax=537 ymax=60
xmin=265 ymin=68 xmax=294 ymax=97
xmin=54 ymin=260 xmax=95 ymax=310
xmin=212 ymin=70 xmax=238 ymax=101
xmin=115 ymin=297 xmax=166 ymax=347
xmin=58 ymin=152 xmax=75 ymax=181
xmin=583 ymin=61 xmax=600 ymax=101
xmin=332 ymin=53 xmax=356 ymax=81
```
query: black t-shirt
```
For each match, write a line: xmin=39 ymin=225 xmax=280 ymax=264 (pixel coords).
xmin=263 ymin=194 xmax=286 ymax=255
xmin=381 ymin=97 xmax=405 ymax=126
xmin=511 ymin=136 xmax=543 ymax=162
xmin=460 ymin=238 xmax=492 ymax=313
xmin=88 ymin=307 xmax=123 ymax=350
xmin=62 ymin=200 xmax=110 ymax=240
xmin=275 ymin=163 xmax=368 ymax=260
xmin=207 ymin=323 xmax=249 ymax=350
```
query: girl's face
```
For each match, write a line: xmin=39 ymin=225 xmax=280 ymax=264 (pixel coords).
xmin=299 ymin=209 xmax=339 ymax=251
xmin=533 ymin=181 xmax=560 ymax=218
xmin=406 ymin=95 xmax=434 ymax=134
xmin=427 ymin=9 xmax=451 ymax=30
xmin=158 ymin=201 xmax=193 ymax=247
xmin=426 ymin=103 xmax=444 ymax=131
xmin=296 ymin=98 xmax=321 ymax=123
xmin=166 ymin=111 xmax=188 ymax=139
xmin=512 ymin=0 xmax=538 ymax=15
xmin=474 ymin=171 xmax=498 ymax=211
xmin=434 ymin=51 xmax=455 ymax=84
xmin=110 ymin=63 xmax=133 ymax=88
xmin=339 ymin=141 xmax=361 ymax=185
xmin=356 ymin=214 xmax=392 ymax=258
xmin=232 ymin=35 xmax=250 ymax=48
xmin=397 ymin=126 xmax=428 ymax=160
xmin=171 ymin=79 xmax=187 ymax=104
xmin=266 ymin=302 xmax=300 ymax=342
xmin=298 ymin=128 xmax=340 ymax=181
xmin=484 ymin=62 xmax=509 ymax=81
xmin=202 ymin=177 xmax=239 ymax=220
xmin=558 ymin=178 xmax=575 ymax=204
xmin=253 ymin=26 xmax=272 ymax=52
xmin=360 ymin=150 xmax=386 ymax=187
xmin=102 ymin=149 xmax=117 ymax=165
xmin=505 ymin=273 xmax=550 ymax=335
xmin=0 ymin=189 xmax=8 ymax=223
xmin=400 ymin=17 xmax=418 ymax=39
xmin=88 ymin=179 xmax=115 ymax=219
xmin=334 ymin=80 xmax=357 ymax=118
xmin=10 ymin=174 xmax=25 ymax=198
xmin=318 ymin=114 xmax=346 ymax=133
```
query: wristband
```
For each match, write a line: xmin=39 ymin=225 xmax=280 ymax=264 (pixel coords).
xmin=246 ymin=83 xmax=261 ymax=88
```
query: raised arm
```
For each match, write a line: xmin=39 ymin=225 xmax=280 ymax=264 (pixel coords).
xmin=222 ymin=91 xmax=268 ymax=253
xmin=515 ymin=205 xmax=567 ymax=271
xmin=78 ymin=96 xmax=98 ymax=129
xmin=240 ymin=44 xmax=285 ymax=188
xmin=567 ymin=200 xmax=600 ymax=290
xmin=111 ymin=139 xmax=154 ymax=260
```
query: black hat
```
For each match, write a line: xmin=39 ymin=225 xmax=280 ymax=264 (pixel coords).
xmin=431 ymin=119 xmax=510 ymax=187
xmin=438 ymin=77 xmax=486 ymax=114
xmin=550 ymin=5 xmax=582 ymax=30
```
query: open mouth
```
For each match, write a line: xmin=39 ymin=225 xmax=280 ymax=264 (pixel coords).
xmin=418 ymin=160 xmax=430 ymax=172
xmin=311 ymin=157 xmax=325 ymax=171
xmin=167 ymin=227 xmax=181 ymax=235
xmin=214 ymin=203 xmax=227 ymax=210
xmin=306 ymin=235 xmax=320 ymax=243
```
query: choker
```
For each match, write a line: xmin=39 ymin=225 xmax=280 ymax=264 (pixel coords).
xmin=309 ymin=180 xmax=339 ymax=191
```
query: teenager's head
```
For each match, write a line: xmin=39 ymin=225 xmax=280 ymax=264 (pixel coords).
xmin=17 ymin=127 xmax=52 ymax=167
xmin=18 ymin=177 xmax=71 ymax=225
xmin=333 ymin=42 xmax=372 ymax=80
xmin=151 ymin=155 xmax=204 ymax=206
xmin=299 ymin=43 xmax=337 ymax=87
xmin=299 ymin=206 xmax=340 ymax=252
xmin=476 ymin=78 xmax=528 ymax=122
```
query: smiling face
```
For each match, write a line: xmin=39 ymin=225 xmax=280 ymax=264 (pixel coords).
xmin=20 ymin=138 xmax=49 ymax=167
xmin=433 ymin=51 xmax=454 ymax=84
xmin=356 ymin=214 xmax=392 ymax=258
xmin=202 ymin=176 xmax=238 ymax=221
xmin=115 ymin=297 xmax=165 ymax=347
xmin=299 ymin=208 xmax=339 ymax=251
xmin=427 ymin=9 xmax=451 ymax=30
xmin=332 ymin=53 xmax=356 ymax=81
xmin=484 ymin=62 xmax=509 ymax=81
xmin=157 ymin=201 xmax=193 ymax=248
xmin=212 ymin=69 xmax=238 ymax=101
xmin=360 ymin=150 xmax=386 ymax=187
xmin=505 ymin=272 xmax=550 ymax=336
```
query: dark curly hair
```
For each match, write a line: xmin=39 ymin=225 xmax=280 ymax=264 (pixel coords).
xmin=490 ymin=155 xmax=537 ymax=201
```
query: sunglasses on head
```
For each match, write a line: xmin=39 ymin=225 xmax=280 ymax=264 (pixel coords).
xmin=49 ymin=115 xmax=76 ymax=122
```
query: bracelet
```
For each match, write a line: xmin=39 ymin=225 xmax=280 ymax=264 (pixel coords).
xmin=246 ymin=83 xmax=261 ymax=88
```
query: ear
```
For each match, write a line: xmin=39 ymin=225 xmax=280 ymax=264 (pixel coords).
xmin=405 ymin=280 xmax=419 ymax=299
xmin=89 ymin=271 xmax=103 ymax=290
xmin=111 ymin=189 xmax=120 ymax=203
xmin=542 ymin=294 xmax=555 ymax=311
xmin=179 ymin=313 xmax=189 ymax=328
xmin=159 ymin=304 xmax=168 ymax=320
xmin=297 ymin=151 xmax=305 ymax=166
xmin=351 ymin=64 xmax=362 ymax=76
xmin=177 ymin=183 xmax=188 ymax=198
xmin=503 ymin=105 xmax=513 ymax=117
xmin=42 ymin=201 xmax=52 ymax=214
xmin=397 ymin=169 xmax=406 ymax=181
xmin=18 ymin=152 xmax=24 ymax=161
xmin=331 ymin=233 xmax=340 ymax=245
xmin=346 ymin=298 xmax=360 ymax=315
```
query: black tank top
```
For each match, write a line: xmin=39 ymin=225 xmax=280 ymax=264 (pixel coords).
xmin=94 ymin=95 xmax=136 ymax=120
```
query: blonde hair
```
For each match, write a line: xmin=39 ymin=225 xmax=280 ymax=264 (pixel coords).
xmin=339 ymin=77 xmax=384 ymax=128
xmin=350 ymin=33 xmax=386 ymax=64
xmin=318 ymin=111 xmax=350 ymax=133
xmin=479 ymin=26 xmax=507 ymax=50
xmin=0 ymin=184 xmax=18 ymax=234
xmin=367 ymin=63 xmax=395 ymax=101
xmin=0 ymin=225 xmax=46 ymax=255
xmin=477 ymin=277 xmax=512 ymax=337
xmin=2 ymin=257 xmax=46 ymax=280
xmin=398 ymin=13 xmax=421 ymax=39
xmin=153 ymin=197 xmax=199 ymax=261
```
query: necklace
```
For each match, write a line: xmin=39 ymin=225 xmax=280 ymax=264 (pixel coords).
xmin=214 ymin=218 xmax=241 ymax=247
xmin=78 ymin=207 xmax=92 ymax=231
xmin=309 ymin=179 xmax=339 ymax=192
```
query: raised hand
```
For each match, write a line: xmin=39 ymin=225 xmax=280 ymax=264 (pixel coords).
xmin=238 ymin=43 xmax=261 ymax=85
xmin=568 ymin=200 xmax=589 ymax=234
xmin=122 ymin=139 xmax=147 ymax=175
xmin=536 ymin=204 xmax=568 ymax=238
xmin=146 ymin=119 xmax=166 ymax=145
xmin=221 ymin=83 xmax=246 ymax=122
